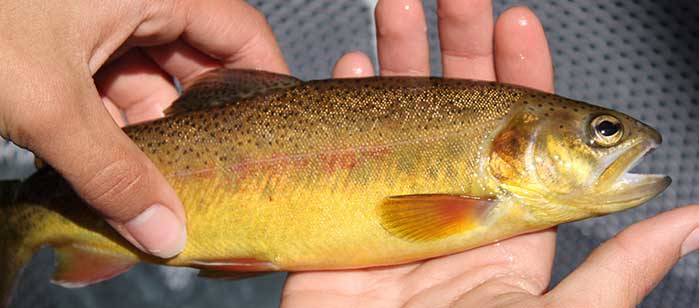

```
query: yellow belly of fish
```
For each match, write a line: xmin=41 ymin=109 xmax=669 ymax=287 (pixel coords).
xmin=163 ymin=136 xmax=512 ymax=270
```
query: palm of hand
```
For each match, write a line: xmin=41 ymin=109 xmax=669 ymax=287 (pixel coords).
xmin=283 ymin=231 xmax=555 ymax=307
xmin=280 ymin=3 xmax=699 ymax=307
xmin=282 ymin=1 xmax=556 ymax=307
xmin=82 ymin=0 xmax=696 ymax=305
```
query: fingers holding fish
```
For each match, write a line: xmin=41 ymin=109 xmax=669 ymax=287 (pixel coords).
xmin=494 ymin=6 xmax=554 ymax=92
xmin=94 ymin=49 xmax=179 ymax=125
xmin=1 ymin=60 xmax=187 ymax=259
xmin=402 ymin=229 xmax=556 ymax=305
xmin=145 ymin=39 xmax=221 ymax=89
xmin=546 ymin=205 xmax=699 ymax=307
xmin=137 ymin=0 xmax=289 ymax=93
xmin=174 ymin=0 xmax=289 ymax=74
xmin=332 ymin=51 xmax=375 ymax=78
xmin=128 ymin=0 xmax=288 ymax=76
xmin=433 ymin=5 xmax=557 ymax=288
xmin=375 ymin=0 xmax=430 ymax=76
xmin=0 ymin=0 xmax=293 ymax=263
xmin=478 ymin=228 xmax=557 ymax=291
xmin=437 ymin=0 xmax=496 ymax=80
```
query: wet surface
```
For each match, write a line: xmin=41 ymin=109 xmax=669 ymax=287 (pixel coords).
xmin=2 ymin=0 xmax=698 ymax=307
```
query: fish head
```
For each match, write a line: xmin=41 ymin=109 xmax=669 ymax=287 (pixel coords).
xmin=488 ymin=93 xmax=670 ymax=216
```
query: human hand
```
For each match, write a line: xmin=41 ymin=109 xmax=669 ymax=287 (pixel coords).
xmin=0 ymin=0 xmax=288 ymax=258
xmin=281 ymin=1 xmax=695 ymax=307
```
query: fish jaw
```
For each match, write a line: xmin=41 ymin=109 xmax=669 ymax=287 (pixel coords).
xmin=586 ymin=139 xmax=671 ymax=214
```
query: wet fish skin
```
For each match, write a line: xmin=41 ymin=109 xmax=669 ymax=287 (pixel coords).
xmin=0 ymin=69 xmax=669 ymax=306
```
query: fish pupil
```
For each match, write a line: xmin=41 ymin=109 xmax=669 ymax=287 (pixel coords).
xmin=596 ymin=120 xmax=620 ymax=136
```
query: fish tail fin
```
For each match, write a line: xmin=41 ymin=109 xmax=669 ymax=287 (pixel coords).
xmin=1 ymin=172 xmax=140 ymax=306
xmin=0 ymin=180 xmax=36 ymax=308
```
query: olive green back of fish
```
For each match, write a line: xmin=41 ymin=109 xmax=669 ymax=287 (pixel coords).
xmin=125 ymin=71 xmax=526 ymax=180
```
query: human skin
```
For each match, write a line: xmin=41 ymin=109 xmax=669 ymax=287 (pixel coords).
xmin=1 ymin=0 xmax=696 ymax=306
xmin=281 ymin=1 xmax=699 ymax=307
xmin=0 ymin=0 xmax=288 ymax=258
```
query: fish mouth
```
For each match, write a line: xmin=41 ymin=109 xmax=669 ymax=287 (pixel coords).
xmin=589 ymin=140 xmax=671 ymax=214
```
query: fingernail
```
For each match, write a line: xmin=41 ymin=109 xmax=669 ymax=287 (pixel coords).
xmin=681 ymin=228 xmax=699 ymax=256
xmin=125 ymin=203 xmax=187 ymax=258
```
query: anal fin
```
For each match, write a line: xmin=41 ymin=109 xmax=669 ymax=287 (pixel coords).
xmin=378 ymin=194 xmax=496 ymax=242
xmin=51 ymin=244 xmax=136 ymax=288
xmin=197 ymin=270 xmax=270 ymax=280
xmin=191 ymin=258 xmax=278 ymax=280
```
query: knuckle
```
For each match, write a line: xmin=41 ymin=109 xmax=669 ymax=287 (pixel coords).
xmin=136 ymin=0 xmax=186 ymax=43
xmin=540 ymin=295 xmax=590 ymax=308
xmin=236 ymin=9 xmax=271 ymax=46
xmin=589 ymin=238 xmax=650 ymax=300
xmin=604 ymin=234 xmax=651 ymax=283
xmin=437 ymin=0 xmax=490 ymax=20
xmin=0 ymin=62 xmax=88 ymax=148
xmin=440 ymin=46 xmax=493 ymax=61
xmin=78 ymin=158 xmax=153 ymax=221
xmin=244 ymin=6 xmax=268 ymax=27
xmin=450 ymin=273 xmax=545 ymax=307
xmin=7 ymin=93 xmax=76 ymax=149
xmin=224 ymin=8 xmax=275 ymax=66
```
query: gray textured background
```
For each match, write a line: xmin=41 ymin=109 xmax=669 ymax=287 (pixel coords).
xmin=3 ymin=0 xmax=698 ymax=307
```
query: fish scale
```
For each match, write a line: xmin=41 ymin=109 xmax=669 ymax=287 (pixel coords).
xmin=123 ymin=75 xmax=515 ymax=265
xmin=0 ymin=69 xmax=669 ymax=307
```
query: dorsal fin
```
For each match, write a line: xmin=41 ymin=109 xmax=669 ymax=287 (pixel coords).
xmin=164 ymin=69 xmax=302 ymax=116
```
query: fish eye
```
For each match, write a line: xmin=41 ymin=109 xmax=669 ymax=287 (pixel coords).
xmin=590 ymin=114 xmax=623 ymax=147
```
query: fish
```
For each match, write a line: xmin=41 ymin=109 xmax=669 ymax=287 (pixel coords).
xmin=0 ymin=69 xmax=670 ymax=306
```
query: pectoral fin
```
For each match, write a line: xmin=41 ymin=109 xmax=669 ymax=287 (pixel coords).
xmin=51 ymin=244 xmax=136 ymax=288
xmin=378 ymin=194 xmax=496 ymax=242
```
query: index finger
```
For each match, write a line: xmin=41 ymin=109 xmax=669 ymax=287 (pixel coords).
xmin=183 ymin=0 xmax=288 ymax=73
xmin=137 ymin=0 xmax=288 ymax=76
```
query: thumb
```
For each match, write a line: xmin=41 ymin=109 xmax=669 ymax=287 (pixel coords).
xmin=545 ymin=205 xmax=699 ymax=307
xmin=13 ymin=72 xmax=187 ymax=259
